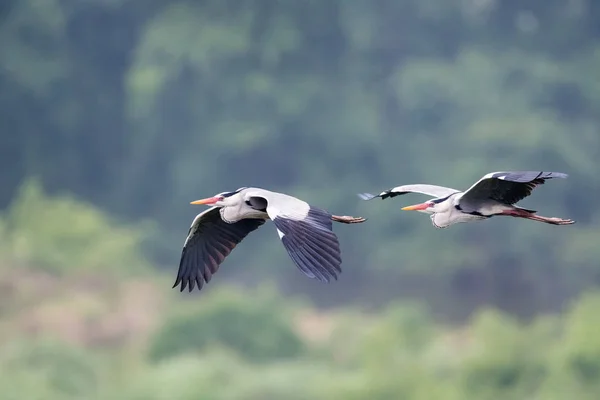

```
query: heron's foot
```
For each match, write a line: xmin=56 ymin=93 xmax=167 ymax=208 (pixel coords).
xmin=503 ymin=210 xmax=575 ymax=226
xmin=331 ymin=215 xmax=367 ymax=224
xmin=543 ymin=217 xmax=575 ymax=225
xmin=529 ymin=214 xmax=575 ymax=225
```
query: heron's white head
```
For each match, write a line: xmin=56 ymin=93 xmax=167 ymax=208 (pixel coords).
xmin=401 ymin=196 xmax=451 ymax=214
xmin=190 ymin=187 xmax=247 ymax=207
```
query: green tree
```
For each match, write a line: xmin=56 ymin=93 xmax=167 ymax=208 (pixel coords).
xmin=148 ymin=288 xmax=305 ymax=363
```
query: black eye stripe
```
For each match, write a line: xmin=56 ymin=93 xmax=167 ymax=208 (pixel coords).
xmin=220 ymin=187 xmax=248 ymax=198
xmin=431 ymin=195 xmax=452 ymax=204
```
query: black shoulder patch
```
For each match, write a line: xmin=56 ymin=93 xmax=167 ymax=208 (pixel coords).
xmin=246 ymin=196 xmax=268 ymax=212
xmin=431 ymin=194 xmax=453 ymax=204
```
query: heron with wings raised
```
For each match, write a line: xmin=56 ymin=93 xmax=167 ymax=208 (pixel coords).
xmin=359 ymin=171 xmax=575 ymax=229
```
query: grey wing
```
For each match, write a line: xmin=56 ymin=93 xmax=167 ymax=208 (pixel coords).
xmin=359 ymin=184 xmax=460 ymax=201
xmin=173 ymin=207 xmax=266 ymax=293
xmin=460 ymin=171 xmax=568 ymax=206
xmin=259 ymin=193 xmax=343 ymax=283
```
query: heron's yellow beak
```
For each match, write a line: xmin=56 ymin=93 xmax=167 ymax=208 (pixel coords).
xmin=190 ymin=197 xmax=220 ymax=205
xmin=401 ymin=202 xmax=430 ymax=211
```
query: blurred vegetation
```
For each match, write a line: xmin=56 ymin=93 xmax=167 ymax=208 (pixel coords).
xmin=148 ymin=288 xmax=305 ymax=363
xmin=2 ymin=0 xmax=600 ymax=398
xmin=1 ymin=0 xmax=599 ymax=316
xmin=0 ymin=179 xmax=153 ymax=276
xmin=0 ymin=184 xmax=597 ymax=398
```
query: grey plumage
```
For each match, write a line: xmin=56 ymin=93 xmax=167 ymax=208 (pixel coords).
xmin=359 ymin=184 xmax=460 ymax=201
xmin=360 ymin=170 xmax=574 ymax=228
xmin=173 ymin=187 xmax=365 ymax=292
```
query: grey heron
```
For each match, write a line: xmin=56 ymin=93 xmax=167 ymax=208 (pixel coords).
xmin=173 ymin=187 xmax=366 ymax=292
xmin=359 ymin=171 xmax=575 ymax=229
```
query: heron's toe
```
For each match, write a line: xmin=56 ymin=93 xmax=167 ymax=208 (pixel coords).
xmin=556 ymin=218 xmax=575 ymax=225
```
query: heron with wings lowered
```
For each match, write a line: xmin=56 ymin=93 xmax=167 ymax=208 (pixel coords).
xmin=173 ymin=187 xmax=366 ymax=293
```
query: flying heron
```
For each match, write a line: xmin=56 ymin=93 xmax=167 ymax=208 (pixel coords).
xmin=173 ymin=187 xmax=366 ymax=292
xmin=359 ymin=171 xmax=575 ymax=229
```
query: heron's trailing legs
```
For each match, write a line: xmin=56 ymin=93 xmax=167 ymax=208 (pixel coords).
xmin=501 ymin=209 xmax=574 ymax=225
xmin=331 ymin=215 xmax=367 ymax=224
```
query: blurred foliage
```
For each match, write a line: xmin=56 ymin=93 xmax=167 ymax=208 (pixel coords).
xmin=3 ymin=254 xmax=600 ymax=399
xmin=148 ymin=288 xmax=304 ymax=363
xmin=0 ymin=179 xmax=152 ymax=275
xmin=0 ymin=186 xmax=597 ymax=398
xmin=0 ymin=186 xmax=595 ymax=399
xmin=2 ymin=0 xmax=600 ymax=398
xmin=1 ymin=0 xmax=599 ymax=318
xmin=0 ymin=338 xmax=100 ymax=400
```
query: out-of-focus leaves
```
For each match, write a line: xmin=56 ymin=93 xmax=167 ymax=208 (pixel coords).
xmin=2 ymin=1 xmax=600 ymax=399
xmin=148 ymin=288 xmax=305 ymax=363
xmin=1 ymin=0 xmax=600 ymax=363
xmin=0 ymin=178 xmax=153 ymax=275
xmin=0 ymin=0 xmax=67 ymax=96
xmin=0 ymin=338 xmax=101 ymax=399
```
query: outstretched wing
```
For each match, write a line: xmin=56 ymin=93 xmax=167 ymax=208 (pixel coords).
xmin=253 ymin=191 xmax=343 ymax=283
xmin=460 ymin=171 xmax=568 ymax=206
xmin=173 ymin=207 xmax=265 ymax=293
xmin=359 ymin=184 xmax=460 ymax=201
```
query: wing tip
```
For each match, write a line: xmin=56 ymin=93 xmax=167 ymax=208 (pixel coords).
xmin=357 ymin=192 xmax=378 ymax=201
xmin=281 ymin=236 xmax=342 ymax=284
xmin=292 ymin=259 xmax=340 ymax=284
xmin=310 ymin=270 xmax=339 ymax=284
xmin=358 ymin=191 xmax=399 ymax=201
xmin=548 ymin=171 xmax=568 ymax=179
xmin=494 ymin=171 xmax=570 ymax=182
xmin=172 ymin=277 xmax=182 ymax=290
xmin=172 ymin=277 xmax=205 ymax=293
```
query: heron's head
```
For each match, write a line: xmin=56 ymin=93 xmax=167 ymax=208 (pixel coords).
xmin=190 ymin=187 xmax=247 ymax=207
xmin=401 ymin=196 xmax=450 ymax=214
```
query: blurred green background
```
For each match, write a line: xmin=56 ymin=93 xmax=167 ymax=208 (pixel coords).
xmin=1 ymin=0 xmax=600 ymax=398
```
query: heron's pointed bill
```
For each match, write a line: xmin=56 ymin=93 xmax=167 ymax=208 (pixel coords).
xmin=401 ymin=202 xmax=430 ymax=211
xmin=190 ymin=197 xmax=220 ymax=205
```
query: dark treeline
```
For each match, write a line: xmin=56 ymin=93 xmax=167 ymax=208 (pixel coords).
xmin=2 ymin=0 xmax=600 ymax=321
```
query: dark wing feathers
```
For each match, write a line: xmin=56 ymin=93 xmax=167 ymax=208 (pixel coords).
xmin=173 ymin=207 xmax=265 ymax=293
xmin=358 ymin=191 xmax=405 ymax=200
xmin=175 ymin=195 xmax=347 ymax=291
xmin=272 ymin=207 xmax=343 ymax=283
xmin=463 ymin=171 xmax=568 ymax=205
xmin=490 ymin=171 xmax=567 ymax=183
